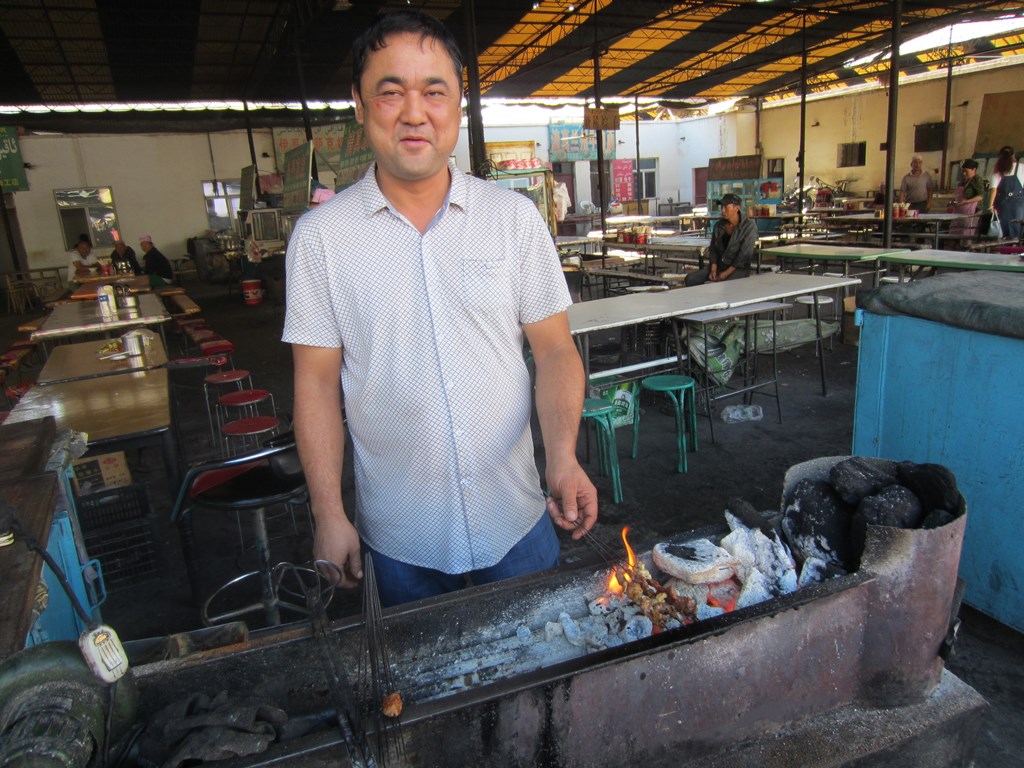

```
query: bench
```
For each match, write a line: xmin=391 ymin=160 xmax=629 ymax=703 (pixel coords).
xmin=169 ymin=294 xmax=202 ymax=315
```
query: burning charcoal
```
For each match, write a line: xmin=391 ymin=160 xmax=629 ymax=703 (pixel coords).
xmin=664 ymin=578 xmax=708 ymax=606
xmin=544 ymin=621 xmax=563 ymax=642
xmin=696 ymin=603 xmax=725 ymax=621
xmin=721 ymin=512 xmax=798 ymax=597
xmin=725 ymin=497 xmax=779 ymax=538
xmin=896 ymin=462 xmax=960 ymax=513
xmin=921 ymin=508 xmax=956 ymax=529
xmin=577 ymin=616 xmax=609 ymax=648
xmin=623 ymin=615 xmax=654 ymax=643
xmin=781 ymin=479 xmax=855 ymax=571
xmin=652 ymin=539 xmax=740 ymax=584
xmin=855 ymin=484 xmax=924 ymax=529
xmin=558 ymin=612 xmax=586 ymax=647
xmin=588 ymin=594 xmax=626 ymax=616
xmin=828 ymin=456 xmax=899 ymax=505
xmin=797 ymin=556 xmax=845 ymax=588
xmin=735 ymin=567 xmax=774 ymax=610
xmin=516 ymin=626 xmax=532 ymax=644
xmin=706 ymin=577 xmax=741 ymax=612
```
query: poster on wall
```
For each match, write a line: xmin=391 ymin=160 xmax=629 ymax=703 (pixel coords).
xmin=272 ymin=123 xmax=374 ymax=189
xmin=0 ymin=127 xmax=29 ymax=191
xmin=612 ymin=159 xmax=635 ymax=202
xmin=548 ymin=121 xmax=616 ymax=162
xmin=708 ymin=154 xmax=761 ymax=181
xmin=282 ymin=142 xmax=313 ymax=213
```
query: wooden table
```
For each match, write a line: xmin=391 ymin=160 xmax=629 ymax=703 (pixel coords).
xmin=36 ymin=336 xmax=168 ymax=385
xmin=30 ymin=292 xmax=171 ymax=355
xmin=5 ymin=366 xmax=179 ymax=488
xmin=69 ymin=275 xmax=151 ymax=300
xmin=878 ymin=248 xmax=1024 ymax=282
xmin=761 ymin=243 xmax=911 ymax=285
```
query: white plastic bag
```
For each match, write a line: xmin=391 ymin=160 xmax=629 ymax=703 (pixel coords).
xmin=988 ymin=210 xmax=1002 ymax=239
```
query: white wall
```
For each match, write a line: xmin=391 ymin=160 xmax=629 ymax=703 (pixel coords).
xmin=9 ymin=62 xmax=1022 ymax=270
xmin=17 ymin=129 xmax=276 ymax=271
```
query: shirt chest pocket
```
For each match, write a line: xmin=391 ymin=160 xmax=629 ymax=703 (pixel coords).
xmin=462 ymin=257 xmax=513 ymax=312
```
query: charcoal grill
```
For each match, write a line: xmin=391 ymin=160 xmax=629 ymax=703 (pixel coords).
xmin=129 ymin=455 xmax=982 ymax=768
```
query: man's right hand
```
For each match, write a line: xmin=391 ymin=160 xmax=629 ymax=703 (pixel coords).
xmin=314 ymin=512 xmax=363 ymax=588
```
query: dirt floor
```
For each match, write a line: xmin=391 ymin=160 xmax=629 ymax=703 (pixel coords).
xmin=4 ymin=276 xmax=1022 ymax=766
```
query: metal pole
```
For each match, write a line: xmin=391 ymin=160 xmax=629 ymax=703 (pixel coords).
xmin=0 ymin=185 xmax=24 ymax=272
xmin=883 ymin=0 xmax=902 ymax=248
xmin=464 ymin=0 xmax=488 ymax=177
xmin=294 ymin=41 xmax=318 ymax=182
xmin=797 ymin=14 xmax=808 ymax=233
xmin=634 ymin=95 xmax=641 ymax=211
xmin=594 ymin=48 xmax=607 ymax=246
xmin=940 ymin=33 xmax=954 ymax=190
xmin=243 ymin=102 xmax=259 ymax=168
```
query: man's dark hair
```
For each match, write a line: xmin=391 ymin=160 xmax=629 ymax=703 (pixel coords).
xmin=351 ymin=10 xmax=463 ymax=95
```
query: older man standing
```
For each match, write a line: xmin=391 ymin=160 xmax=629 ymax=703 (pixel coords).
xmin=898 ymin=155 xmax=934 ymax=213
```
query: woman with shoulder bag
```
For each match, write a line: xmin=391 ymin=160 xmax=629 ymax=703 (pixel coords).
xmin=988 ymin=145 xmax=1024 ymax=239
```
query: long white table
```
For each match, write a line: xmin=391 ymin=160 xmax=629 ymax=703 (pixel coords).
xmin=878 ymin=248 xmax=1024 ymax=281
xmin=569 ymin=272 xmax=861 ymax=394
xmin=31 ymin=292 xmax=171 ymax=356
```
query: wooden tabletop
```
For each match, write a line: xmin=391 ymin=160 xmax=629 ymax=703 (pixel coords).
xmin=0 ymin=473 xmax=60 ymax=663
xmin=5 ymin=367 xmax=171 ymax=444
xmin=69 ymin=275 xmax=151 ymax=300
xmin=31 ymin=293 xmax=170 ymax=342
xmin=37 ymin=335 xmax=168 ymax=385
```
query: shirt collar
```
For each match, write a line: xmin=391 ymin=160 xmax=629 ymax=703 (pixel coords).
xmin=361 ymin=159 xmax=467 ymax=222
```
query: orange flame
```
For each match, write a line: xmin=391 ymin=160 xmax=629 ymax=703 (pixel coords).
xmin=606 ymin=526 xmax=637 ymax=593
xmin=621 ymin=526 xmax=636 ymax=569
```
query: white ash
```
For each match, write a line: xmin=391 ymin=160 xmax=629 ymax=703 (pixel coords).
xmin=652 ymin=539 xmax=740 ymax=583
xmin=721 ymin=511 xmax=799 ymax=598
xmin=798 ymin=556 xmax=832 ymax=588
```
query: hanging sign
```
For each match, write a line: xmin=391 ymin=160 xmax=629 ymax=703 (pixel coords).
xmin=0 ymin=127 xmax=29 ymax=191
xmin=239 ymin=164 xmax=257 ymax=211
xmin=548 ymin=121 xmax=617 ymax=163
xmin=583 ymin=107 xmax=621 ymax=132
xmin=282 ymin=141 xmax=313 ymax=213
xmin=708 ymin=154 xmax=762 ymax=181
xmin=273 ymin=122 xmax=374 ymax=189
xmin=612 ymin=159 xmax=635 ymax=202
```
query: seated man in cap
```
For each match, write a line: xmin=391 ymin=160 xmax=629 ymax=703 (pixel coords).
xmin=138 ymin=234 xmax=175 ymax=285
xmin=685 ymin=193 xmax=758 ymax=286
xmin=109 ymin=238 xmax=141 ymax=275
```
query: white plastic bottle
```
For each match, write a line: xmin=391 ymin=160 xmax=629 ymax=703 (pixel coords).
xmin=97 ymin=285 xmax=116 ymax=320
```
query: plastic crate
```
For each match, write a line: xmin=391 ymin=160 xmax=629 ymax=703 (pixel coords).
xmin=75 ymin=483 xmax=159 ymax=588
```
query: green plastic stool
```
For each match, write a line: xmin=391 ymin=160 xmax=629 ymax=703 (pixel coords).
xmin=638 ymin=374 xmax=698 ymax=473
xmin=581 ymin=398 xmax=623 ymax=504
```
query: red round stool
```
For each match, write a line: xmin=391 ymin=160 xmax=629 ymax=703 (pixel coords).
xmin=221 ymin=415 xmax=281 ymax=457
xmin=216 ymin=388 xmax=277 ymax=435
xmin=204 ymin=368 xmax=253 ymax=444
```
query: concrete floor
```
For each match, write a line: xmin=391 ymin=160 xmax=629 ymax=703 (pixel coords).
xmin=4 ymin=277 xmax=1022 ymax=766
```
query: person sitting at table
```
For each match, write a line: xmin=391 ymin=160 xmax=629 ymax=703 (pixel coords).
xmin=138 ymin=234 xmax=174 ymax=285
xmin=684 ymin=193 xmax=757 ymax=286
xmin=109 ymin=238 xmax=141 ymax=275
xmin=67 ymin=234 xmax=99 ymax=283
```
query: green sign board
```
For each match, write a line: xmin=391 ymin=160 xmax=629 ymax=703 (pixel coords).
xmin=0 ymin=127 xmax=29 ymax=191
xmin=282 ymin=142 xmax=313 ymax=213
xmin=548 ymin=121 xmax=616 ymax=163
xmin=273 ymin=122 xmax=374 ymax=191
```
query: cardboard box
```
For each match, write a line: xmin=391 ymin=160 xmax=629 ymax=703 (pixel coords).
xmin=71 ymin=451 xmax=132 ymax=496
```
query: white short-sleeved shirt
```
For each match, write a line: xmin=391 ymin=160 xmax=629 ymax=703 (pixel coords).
xmin=283 ymin=162 xmax=570 ymax=573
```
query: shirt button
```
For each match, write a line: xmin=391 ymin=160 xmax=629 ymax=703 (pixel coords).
xmin=461 ymin=478 xmax=470 ymax=486
xmin=454 ymin=429 xmax=463 ymax=437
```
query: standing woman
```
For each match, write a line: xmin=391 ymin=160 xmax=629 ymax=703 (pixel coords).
xmin=988 ymin=146 xmax=1024 ymax=239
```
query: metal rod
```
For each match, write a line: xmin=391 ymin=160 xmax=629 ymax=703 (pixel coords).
xmin=883 ymin=0 xmax=903 ymax=248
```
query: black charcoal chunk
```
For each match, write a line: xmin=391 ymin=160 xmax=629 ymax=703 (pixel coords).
xmin=781 ymin=479 xmax=854 ymax=571
xmin=725 ymin=496 xmax=778 ymax=538
xmin=856 ymin=484 xmax=924 ymax=529
xmin=920 ymin=509 xmax=956 ymax=529
xmin=896 ymin=462 xmax=960 ymax=513
xmin=829 ymin=456 xmax=899 ymax=505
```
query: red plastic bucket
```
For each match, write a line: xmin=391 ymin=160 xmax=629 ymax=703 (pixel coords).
xmin=241 ymin=279 xmax=263 ymax=306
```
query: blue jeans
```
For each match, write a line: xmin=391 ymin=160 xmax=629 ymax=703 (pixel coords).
xmin=365 ymin=514 xmax=560 ymax=608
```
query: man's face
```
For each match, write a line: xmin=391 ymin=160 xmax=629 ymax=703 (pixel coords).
xmin=114 ymin=241 xmax=126 ymax=254
xmin=910 ymin=158 xmax=922 ymax=173
xmin=721 ymin=203 xmax=739 ymax=219
xmin=140 ymin=241 xmax=152 ymax=253
xmin=352 ymin=32 xmax=462 ymax=189
xmin=76 ymin=242 xmax=91 ymax=257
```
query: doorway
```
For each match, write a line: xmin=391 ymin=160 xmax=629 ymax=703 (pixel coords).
xmin=693 ymin=167 xmax=709 ymax=206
